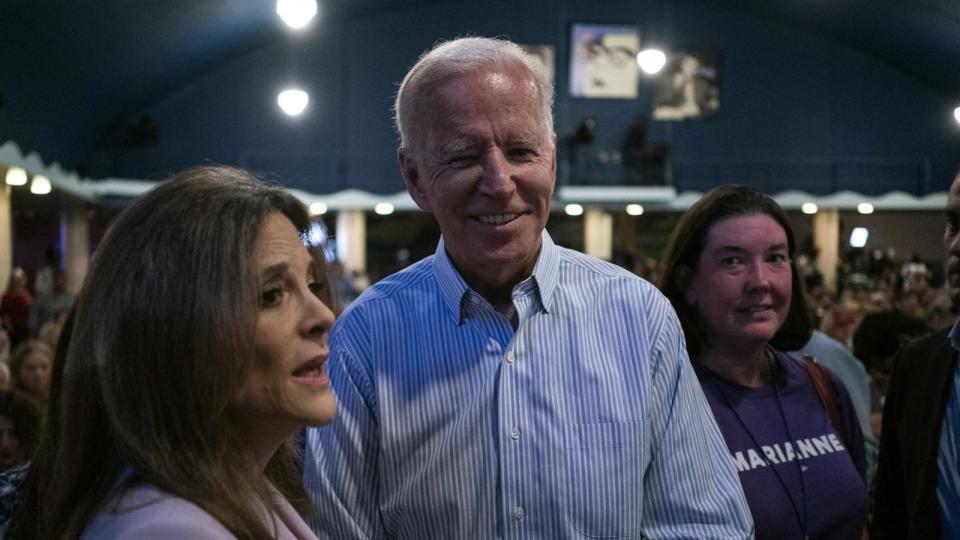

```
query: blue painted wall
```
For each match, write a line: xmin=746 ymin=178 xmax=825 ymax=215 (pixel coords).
xmin=103 ymin=0 xmax=959 ymax=195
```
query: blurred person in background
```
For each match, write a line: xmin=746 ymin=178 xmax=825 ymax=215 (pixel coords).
xmin=328 ymin=262 xmax=358 ymax=310
xmin=852 ymin=310 xmax=930 ymax=440
xmin=28 ymin=271 xmax=74 ymax=337
xmin=0 ymin=391 xmax=40 ymax=473
xmin=32 ymin=246 xmax=59 ymax=299
xmin=0 ymin=269 xmax=32 ymax=349
xmin=0 ymin=329 xmax=9 ymax=365
xmin=794 ymin=329 xmax=878 ymax=486
xmin=36 ymin=309 xmax=68 ymax=351
xmin=8 ymin=341 xmax=52 ymax=410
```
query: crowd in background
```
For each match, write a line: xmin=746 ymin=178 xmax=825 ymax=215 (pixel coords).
xmin=0 ymin=256 xmax=71 ymax=479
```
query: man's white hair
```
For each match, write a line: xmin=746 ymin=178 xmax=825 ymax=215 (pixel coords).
xmin=394 ymin=36 xmax=555 ymax=157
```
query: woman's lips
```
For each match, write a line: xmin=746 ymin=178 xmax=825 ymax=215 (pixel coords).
xmin=292 ymin=356 xmax=330 ymax=387
xmin=737 ymin=304 xmax=773 ymax=313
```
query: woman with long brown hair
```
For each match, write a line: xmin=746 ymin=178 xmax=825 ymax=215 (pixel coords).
xmin=7 ymin=166 xmax=336 ymax=538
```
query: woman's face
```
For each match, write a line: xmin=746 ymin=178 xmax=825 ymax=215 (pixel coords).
xmin=685 ymin=213 xmax=792 ymax=352
xmin=18 ymin=351 xmax=51 ymax=398
xmin=0 ymin=415 xmax=23 ymax=471
xmin=231 ymin=213 xmax=337 ymax=439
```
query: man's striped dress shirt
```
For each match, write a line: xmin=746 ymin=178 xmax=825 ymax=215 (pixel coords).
xmin=304 ymin=231 xmax=753 ymax=539
xmin=938 ymin=324 xmax=960 ymax=538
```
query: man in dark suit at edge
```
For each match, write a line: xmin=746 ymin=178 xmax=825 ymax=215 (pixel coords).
xmin=872 ymin=168 xmax=960 ymax=539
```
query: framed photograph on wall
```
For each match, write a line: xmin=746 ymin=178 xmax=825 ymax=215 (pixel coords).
xmin=652 ymin=50 xmax=721 ymax=120
xmin=520 ymin=44 xmax=555 ymax=89
xmin=569 ymin=24 xmax=641 ymax=98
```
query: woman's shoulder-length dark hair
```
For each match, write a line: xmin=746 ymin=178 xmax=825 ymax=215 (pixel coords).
xmin=9 ymin=165 xmax=330 ymax=539
xmin=658 ymin=184 xmax=812 ymax=359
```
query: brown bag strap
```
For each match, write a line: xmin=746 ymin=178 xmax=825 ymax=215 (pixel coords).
xmin=802 ymin=355 xmax=847 ymax=447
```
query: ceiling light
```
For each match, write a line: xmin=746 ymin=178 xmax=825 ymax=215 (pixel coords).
xmin=636 ymin=49 xmax=667 ymax=75
xmin=849 ymin=227 xmax=869 ymax=248
xmin=564 ymin=204 xmax=584 ymax=216
xmin=801 ymin=202 xmax=818 ymax=215
xmin=5 ymin=167 xmax=27 ymax=186
xmin=626 ymin=204 xmax=644 ymax=216
xmin=374 ymin=202 xmax=394 ymax=215
xmin=277 ymin=88 xmax=309 ymax=116
xmin=30 ymin=174 xmax=51 ymax=195
xmin=955 ymin=105 xmax=960 ymax=124
xmin=309 ymin=202 xmax=328 ymax=215
xmin=276 ymin=0 xmax=318 ymax=29
xmin=857 ymin=202 xmax=874 ymax=214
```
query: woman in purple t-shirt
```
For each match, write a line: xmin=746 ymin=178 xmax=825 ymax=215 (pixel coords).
xmin=659 ymin=185 xmax=868 ymax=539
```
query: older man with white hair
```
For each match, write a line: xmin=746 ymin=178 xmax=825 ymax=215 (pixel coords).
xmin=304 ymin=36 xmax=753 ymax=539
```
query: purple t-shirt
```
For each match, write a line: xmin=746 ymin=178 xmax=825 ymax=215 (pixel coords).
xmin=695 ymin=351 xmax=867 ymax=540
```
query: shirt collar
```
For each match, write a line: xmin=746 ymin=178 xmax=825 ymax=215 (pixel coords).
xmin=530 ymin=230 xmax=559 ymax=313
xmin=432 ymin=237 xmax=470 ymax=323
xmin=432 ymin=230 xmax=561 ymax=323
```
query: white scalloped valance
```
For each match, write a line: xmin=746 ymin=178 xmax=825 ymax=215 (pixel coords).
xmin=1 ymin=140 xmax=947 ymax=212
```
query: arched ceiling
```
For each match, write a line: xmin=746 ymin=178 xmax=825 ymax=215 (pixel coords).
xmin=1 ymin=0 xmax=957 ymax=176
xmin=705 ymin=0 xmax=960 ymax=98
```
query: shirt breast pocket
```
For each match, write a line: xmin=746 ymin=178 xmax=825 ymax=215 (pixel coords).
xmin=563 ymin=420 xmax=644 ymax=538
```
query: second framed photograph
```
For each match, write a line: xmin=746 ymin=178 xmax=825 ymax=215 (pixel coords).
xmin=569 ymin=24 xmax=641 ymax=99
xmin=652 ymin=51 xmax=721 ymax=120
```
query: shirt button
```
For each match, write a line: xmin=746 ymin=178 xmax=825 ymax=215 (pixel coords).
xmin=513 ymin=506 xmax=525 ymax=520
xmin=511 ymin=427 xmax=520 ymax=440
xmin=506 ymin=351 xmax=515 ymax=363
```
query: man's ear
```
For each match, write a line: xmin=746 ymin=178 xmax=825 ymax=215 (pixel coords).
xmin=398 ymin=149 xmax=432 ymax=212
xmin=676 ymin=265 xmax=697 ymax=305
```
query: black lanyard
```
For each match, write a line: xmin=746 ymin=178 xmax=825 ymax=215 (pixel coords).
xmin=704 ymin=352 xmax=810 ymax=540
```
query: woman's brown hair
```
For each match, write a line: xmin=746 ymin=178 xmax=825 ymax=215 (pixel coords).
xmin=8 ymin=166 xmax=331 ymax=539
xmin=658 ymin=185 xmax=812 ymax=359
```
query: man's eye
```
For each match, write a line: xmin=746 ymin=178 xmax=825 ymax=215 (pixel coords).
xmin=448 ymin=155 xmax=478 ymax=167
xmin=509 ymin=148 xmax=536 ymax=159
xmin=768 ymin=253 xmax=789 ymax=264
xmin=719 ymin=256 xmax=742 ymax=267
xmin=260 ymin=288 xmax=283 ymax=308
